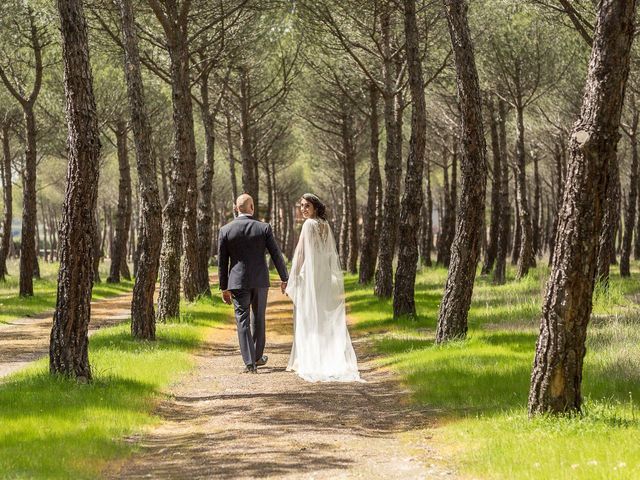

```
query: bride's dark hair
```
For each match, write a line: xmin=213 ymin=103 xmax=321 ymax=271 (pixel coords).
xmin=302 ymin=193 xmax=327 ymax=220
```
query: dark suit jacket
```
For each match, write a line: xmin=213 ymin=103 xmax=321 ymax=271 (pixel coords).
xmin=218 ymin=215 xmax=289 ymax=290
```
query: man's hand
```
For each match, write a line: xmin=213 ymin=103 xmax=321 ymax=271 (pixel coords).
xmin=281 ymin=281 xmax=288 ymax=294
xmin=221 ymin=290 xmax=233 ymax=305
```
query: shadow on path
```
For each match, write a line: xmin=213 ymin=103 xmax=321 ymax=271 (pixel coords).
xmin=108 ymin=288 xmax=450 ymax=479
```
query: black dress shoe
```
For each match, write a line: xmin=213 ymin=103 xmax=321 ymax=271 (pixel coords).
xmin=243 ymin=364 xmax=258 ymax=374
xmin=255 ymin=355 xmax=268 ymax=367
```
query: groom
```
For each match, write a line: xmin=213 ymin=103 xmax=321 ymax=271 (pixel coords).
xmin=218 ymin=194 xmax=289 ymax=374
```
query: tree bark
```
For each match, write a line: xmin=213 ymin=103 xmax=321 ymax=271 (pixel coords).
xmin=596 ymin=154 xmax=621 ymax=284
xmin=0 ymin=121 xmax=12 ymax=280
xmin=532 ymin=147 xmax=542 ymax=256
xmin=515 ymin=103 xmax=536 ymax=279
xmin=493 ymin=100 xmax=511 ymax=285
xmin=342 ymin=106 xmax=359 ymax=274
xmin=528 ymin=0 xmax=636 ymax=416
xmin=50 ymin=0 xmax=101 ymax=380
xmin=154 ymin=1 xmax=197 ymax=321
xmin=482 ymin=97 xmax=501 ymax=274
xmin=0 ymin=9 xmax=43 ymax=296
xmin=239 ymin=67 xmax=258 ymax=204
xmin=436 ymin=0 xmax=487 ymax=343
xmin=620 ymin=106 xmax=638 ymax=277
xmin=18 ymin=106 xmax=38 ymax=296
xmin=420 ymin=157 xmax=433 ymax=267
xmin=119 ymin=0 xmax=163 ymax=339
xmin=393 ymin=0 xmax=426 ymax=318
xmin=374 ymin=8 xmax=401 ymax=298
xmin=195 ymin=74 xmax=215 ymax=297
xmin=226 ymin=111 xmax=238 ymax=202
xmin=107 ymin=120 xmax=132 ymax=284
xmin=359 ymin=82 xmax=382 ymax=283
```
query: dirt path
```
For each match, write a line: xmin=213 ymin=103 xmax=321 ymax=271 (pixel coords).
xmin=108 ymin=288 xmax=454 ymax=479
xmin=0 ymin=293 xmax=132 ymax=379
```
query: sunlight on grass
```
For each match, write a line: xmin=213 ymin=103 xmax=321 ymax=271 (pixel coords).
xmin=0 ymin=297 xmax=229 ymax=479
xmin=0 ymin=259 xmax=133 ymax=324
xmin=346 ymin=261 xmax=640 ymax=479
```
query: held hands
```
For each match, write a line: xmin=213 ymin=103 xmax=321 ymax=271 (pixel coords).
xmin=221 ymin=290 xmax=233 ymax=305
xmin=281 ymin=281 xmax=288 ymax=295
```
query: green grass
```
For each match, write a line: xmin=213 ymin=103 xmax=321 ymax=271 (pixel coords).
xmin=346 ymin=262 xmax=640 ymax=479
xmin=0 ymin=259 xmax=134 ymax=324
xmin=0 ymin=297 xmax=230 ymax=479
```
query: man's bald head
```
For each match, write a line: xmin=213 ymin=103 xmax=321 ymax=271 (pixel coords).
xmin=235 ymin=194 xmax=254 ymax=215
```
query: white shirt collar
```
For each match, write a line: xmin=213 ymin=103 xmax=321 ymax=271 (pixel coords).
xmin=237 ymin=213 xmax=252 ymax=218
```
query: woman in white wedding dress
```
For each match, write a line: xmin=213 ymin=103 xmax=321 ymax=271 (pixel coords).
xmin=285 ymin=193 xmax=361 ymax=382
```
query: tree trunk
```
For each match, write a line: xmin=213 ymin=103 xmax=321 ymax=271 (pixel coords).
xmin=50 ymin=0 xmax=101 ymax=380
xmin=620 ymin=107 xmax=638 ymax=277
xmin=195 ymin=75 xmax=215 ymax=297
xmin=342 ymin=106 xmax=359 ymax=274
xmin=596 ymin=154 xmax=621 ymax=285
xmin=107 ymin=120 xmax=132 ymax=284
xmin=493 ymin=99 xmax=510 ymax=284
xmin=156 ymin=6 xmax=197 ymax=321
xmin=40 ymin=196 xmax=48 ymax=263
xmin=226 ymin=111 xmax=238 ymax=203
xmin=511 ymin=166 xmax=521 ymax=265
xmin=436 ymin=0 xmax=487 ymax=343
xmin=482 ymin=97 xmax=501 ymax=274
xmin=374 ymin=8 xmax=401 ymax=298
xmin=359 ymin=83 xmax=381 ymax=283
xmin=515 ymin=103 xmax=535 ymax=279
xmin=0 ymin=121 xmax=12 ymax=280
xmin=158 ymin=153 xmax=168 ymax=206
xmin=93 ymin=213 xmax=102 ymax=283
xmin=420 ymin=157 xmax=433 ymax=267
xmin=340 ymin=165 xmax=349 ymax=266
xmin=532 ymin=148 xmax=542 ymax=256
xmin=19 ymin=106 xmax=38 ymax=296
xmin=119 ymin=0 xmax=163 ymax=339
xmin=436 ymin=147 xmax=453 ymax=266
xmin=393 ymin=0 xmax=426 ymax=318
xmin=548 ymin=139 xmax=566 ymax=266
xmin=528 ymin=0 xmax=636 ymax=415
xmin=239 ymin=67 xmax=258 ymax=204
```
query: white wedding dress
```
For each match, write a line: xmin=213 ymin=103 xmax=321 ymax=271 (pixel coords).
xmin=285 ymin=218 xmax=361 ymax=382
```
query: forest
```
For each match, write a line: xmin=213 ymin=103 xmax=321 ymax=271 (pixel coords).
xmin=0 ymin=0 xmax=639 ymax=478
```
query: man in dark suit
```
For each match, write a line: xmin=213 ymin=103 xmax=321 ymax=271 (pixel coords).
xmin=218 ymin=194 xmax=289 ymax=373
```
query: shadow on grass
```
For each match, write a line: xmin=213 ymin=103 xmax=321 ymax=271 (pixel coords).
xmin=344 ymin=265 xmax=640 ymax=419
xmin=0 ymin=298 xmax=230 ymax=478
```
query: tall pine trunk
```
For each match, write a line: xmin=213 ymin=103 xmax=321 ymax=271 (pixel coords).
xmin=155 ymin=3 xmax=197 ymax=320
xmin=482 ymin=97 xmax=501 ymax=274
xmin=393 ymin=0 xmax=426 ymax=318
xmin=119 ymin=0 xmax=162 ymax=339
xmin=493 ymin=99 xmax=510 ymax=284
xmin=50 ymin=0 xmax=101 ymax=380
xmin=374 ymin=8 xmax=401 ymax=298
xmin=515 ymin=103 xmax=535 ymax=279
xmin=0 ymin=121 xmax=12 ymax=280
xmin=107 ymin=120 xmax=132 ymax=284
xmin=359 ymin=82 xmax=382 ymax=284
xmin=528 ymin=0 xmax=636 ymax=415
xmin=195 ymin=75 xmax=215 ymax=297
xmin=436 ymin=0 xmax=487 ymax=343
xmin=620 ymin=106 xmax=638 ymax=277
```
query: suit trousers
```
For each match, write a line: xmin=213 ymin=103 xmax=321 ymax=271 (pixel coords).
xmin=230 ymin=288 xmax=269 ymax=366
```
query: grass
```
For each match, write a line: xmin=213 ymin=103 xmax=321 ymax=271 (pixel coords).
xmin=0 ymin=296 xmax=230 ymax=479
xmin=0 ymin=259 xmax=134 ymax=324
xmin=345 ymin=262 xmax=640 ymax=479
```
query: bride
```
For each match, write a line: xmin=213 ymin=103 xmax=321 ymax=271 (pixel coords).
xmin=285 ymin=193 xmax=362 ymax=382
